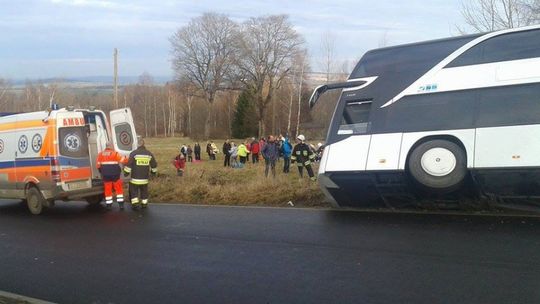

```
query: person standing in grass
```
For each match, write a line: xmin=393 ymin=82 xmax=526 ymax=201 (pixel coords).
xmin=229 ymin=142 xmax=239 ymax=168
xmin=180 ymin=144 xmax=187 ymax=158
xmin=291 ymin=134 xmax=317 ymax=181
xmin=186 ymin=145 xmax=193 ymax=162
xmin=223 ymin=139 xmax=232 ymax=167
xmin=281 ymin=135 xmax=293 ymax=173
xmin=261 ymin=135 xmax=279 ymax=178
xmin=250 ymin=138 xmax=260 ymax=164
xmin=237 ymin=140 xmax=250 ymax=165
xmin=206 ymin=142 xmax=215 ymax=160
xmin=194 ymin=142 xmax=201 ymax=161
xmin=211 ymin=141 xmax=219 ymax=159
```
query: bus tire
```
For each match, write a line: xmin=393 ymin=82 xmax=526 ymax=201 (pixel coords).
xmin=408 ymin=139 xmax=467 ymax=192
xmin=85 ymin=195 xmax=103 ymax=206
xmin=26 ymin=186 xmax=45 ymax=215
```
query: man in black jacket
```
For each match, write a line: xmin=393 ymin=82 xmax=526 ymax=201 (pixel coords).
xmin=124 ymin=137 xmax=158 ymax=210
xmin=291 ymin=134 xmax=316 ymax=181
xmin=223 ymin=139 xmax=232 ymax=167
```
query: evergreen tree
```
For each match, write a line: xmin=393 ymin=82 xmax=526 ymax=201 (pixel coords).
xmin=232 ymin=89 xmax=258 ymax=138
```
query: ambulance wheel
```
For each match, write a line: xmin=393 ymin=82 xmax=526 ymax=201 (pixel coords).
xmin=26 ymin=186 xmax=45 ymax=215
xmin=85 ymin=195 xmax=103 ymax=206
xmin=408 ymin=139 xmax=467 ymax=192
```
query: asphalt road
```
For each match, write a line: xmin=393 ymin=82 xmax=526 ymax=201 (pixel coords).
xmin=0 ymin=201 xmax=539 ymax=304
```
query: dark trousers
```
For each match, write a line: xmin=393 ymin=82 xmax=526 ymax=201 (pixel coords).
xmin=265 ymin=158 xmax=276 ymax=178
xmin=252 ymin=153 xmax=259 ymax=163
xmin=224 ymin=154 xmax=231 ymax=167
xmin=188 ymin=155 xmax=193 ymax=162
xmin=239 ymin=156 xmax=247 ymax=164
xmin=283 ymin=156 xmax=290 ymax=173
xmin=129 ymin=183 xmax=149 ymax=205
xmin=298 ymin=165 xmax=315 ymax=178
xmin=195 ymin=152 xmax=201 ymax=160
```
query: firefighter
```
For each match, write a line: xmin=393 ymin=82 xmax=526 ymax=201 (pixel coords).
xmin=123 ymin=137 xmax=158 ymax=210
xmin=291 ymin=134 xmax=317 ymax=181
xmin=96 ymin=142 xmax=126 ymax=210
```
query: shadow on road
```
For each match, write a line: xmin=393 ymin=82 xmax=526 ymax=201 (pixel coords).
xmin=323 ymin=208 xmax=540 ymax=230
xmin=0 ymin=199 xmax=142 ymax=221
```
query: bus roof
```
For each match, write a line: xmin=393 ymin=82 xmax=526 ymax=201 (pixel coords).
xmin=373 ymin=33 xmax=483 ymax=54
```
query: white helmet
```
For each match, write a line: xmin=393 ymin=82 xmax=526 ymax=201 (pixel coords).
xmin=297 ymin=134 xmax=305 ymax=141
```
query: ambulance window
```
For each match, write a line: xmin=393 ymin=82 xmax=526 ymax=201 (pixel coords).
xmin=114 ymin=123 xmax=134 ymax=151
xmin=338 ymin=101 xmax=372 ymax=135
xmin=59 ymin=127 xmax=89 ymax=158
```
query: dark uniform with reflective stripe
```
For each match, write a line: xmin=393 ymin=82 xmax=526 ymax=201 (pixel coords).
xmin=124 ymin=145 xmax=158 ymax=208
xmin=291 ymin=143 xmax=316 ymax=180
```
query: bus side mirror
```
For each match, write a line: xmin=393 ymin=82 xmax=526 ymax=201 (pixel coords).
xmin=308 ymin=80 xmax=367 ymax=108
xmin=309 ymin=85 xmax=328 ymax=108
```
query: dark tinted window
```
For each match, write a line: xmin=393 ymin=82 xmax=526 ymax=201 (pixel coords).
xmin=351 ymin=35 xmax=480 ymax=78
xmin=446 ymin=30 xmax=540 ymax=68
xmin=338 ymin=101 xmax=371 ymax=135
xmin=59 ymin=127 xmax=89 ymax=158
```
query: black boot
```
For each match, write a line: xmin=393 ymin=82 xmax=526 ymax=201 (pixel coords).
xmin=119 ymin=202 xmax=124 ymax=210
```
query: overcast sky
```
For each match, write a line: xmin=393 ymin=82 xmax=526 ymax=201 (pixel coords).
xmin=0 ymin=0 xmax=465 ymax=79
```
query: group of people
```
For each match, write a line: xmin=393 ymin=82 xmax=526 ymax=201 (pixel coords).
xmin=176 ymin=134 xmax=324 ymax=181
xmin=92 ymin=134 xmax=322 ymax=212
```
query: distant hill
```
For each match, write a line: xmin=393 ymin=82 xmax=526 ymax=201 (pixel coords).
xmin=11 ymin=75 xmax=172 ymax=87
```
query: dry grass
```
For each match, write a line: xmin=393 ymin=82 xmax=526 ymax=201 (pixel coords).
xmin=144 ymin=137 xmax=330 ymax=208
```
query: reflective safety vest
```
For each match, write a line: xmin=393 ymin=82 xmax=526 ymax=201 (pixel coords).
xmin=123 ymin=146 xmax=158 ymax=185
xmin=96 ymin=147 xmax=126 ymax=181
xmin=291 ymin=143 xmax=316 ymax=167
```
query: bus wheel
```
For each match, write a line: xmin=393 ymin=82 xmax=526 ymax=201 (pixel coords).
xmin=408 ymin=139 xmax=467 ymax=192
xmin=85 ymin=195 xmax=103 ymax=206
xmin=26 ymin=186 xmax=45 ymax=215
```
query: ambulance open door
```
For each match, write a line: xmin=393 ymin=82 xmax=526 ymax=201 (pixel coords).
xmin=110 ymin=108 xmax=137 ymax=156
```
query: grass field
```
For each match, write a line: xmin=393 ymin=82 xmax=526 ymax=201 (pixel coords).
xmin=144 ymin=138 xmax=330 ymax=208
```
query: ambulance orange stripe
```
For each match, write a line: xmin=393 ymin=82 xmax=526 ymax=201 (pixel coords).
xmin=60 ymin=167 xmax=92 ymax=181
xmin=0 ymin=119 xmax=55 ymax=132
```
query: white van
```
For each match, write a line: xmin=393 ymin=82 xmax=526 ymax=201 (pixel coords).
xmin=0 ymin=106 xmax=137 ymax=214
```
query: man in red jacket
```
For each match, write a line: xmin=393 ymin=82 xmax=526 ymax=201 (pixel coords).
xmin=250 ymin=138 xmax=260 ymax=164
xmin=96 ymin=142 xmax=126 ymax=210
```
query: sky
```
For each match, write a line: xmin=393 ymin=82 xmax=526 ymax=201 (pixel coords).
xmin=0 ymin=0 xmax=465 ymax=80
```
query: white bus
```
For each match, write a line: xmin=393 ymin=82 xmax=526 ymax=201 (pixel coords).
xmin=310 ymin=25 xmax=540 ymax=209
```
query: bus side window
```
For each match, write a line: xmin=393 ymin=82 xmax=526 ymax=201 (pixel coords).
xmin=337 ymin=101 xmax=372 ymax=135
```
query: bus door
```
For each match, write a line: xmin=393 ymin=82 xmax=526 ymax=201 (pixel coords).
xmin=110 ymin=108 xmax=137 ymax=157
xmin=324 ymin=100 xmax=372 ymax=172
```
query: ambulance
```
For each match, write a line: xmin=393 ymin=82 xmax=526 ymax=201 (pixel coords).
xmin=0 ymin=106 xmax=137 ymax=214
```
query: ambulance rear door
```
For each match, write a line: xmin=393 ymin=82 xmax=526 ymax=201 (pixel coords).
xmin=109 ymin=108 xmax=137 ymax=156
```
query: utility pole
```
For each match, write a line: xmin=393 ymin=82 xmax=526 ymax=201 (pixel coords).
xmin=114 ymin=48 xmax=118 ymax=108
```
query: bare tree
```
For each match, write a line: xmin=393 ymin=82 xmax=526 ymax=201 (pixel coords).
xmin=237 ymin=14 xmax=305 ymax=136
xmin=295 ymin=53 xmax=307 ymax=138
xmin=170 ymin=12 xmax=239 ymax=138
xmin=320 ymin=31 xmax=336 ymax=83
xmin=459 ymin=0 xmax=538 ymax=33
xmin=0 ymin=78 xmax=10 ymax=107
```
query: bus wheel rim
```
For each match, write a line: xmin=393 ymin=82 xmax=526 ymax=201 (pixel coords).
xmin=420 ymin=147 xmax=457 ymax=177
